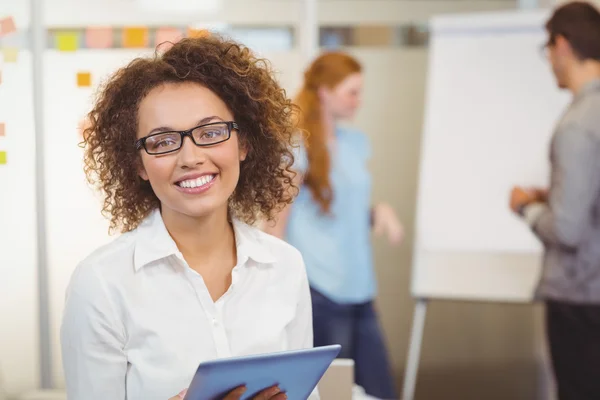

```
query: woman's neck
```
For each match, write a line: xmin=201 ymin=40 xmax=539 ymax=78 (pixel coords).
xmin=160 ymin=206 xmax=236 ymax=269
xmin=321 ymin=105 xmax=337 ymax=142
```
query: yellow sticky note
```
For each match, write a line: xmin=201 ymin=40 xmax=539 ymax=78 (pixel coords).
xmin=0 ymin=123 xmax=5 ymax=137
xmin=77 ymin=72 xmax=91 ymax=87
xmin=123 ymin=27 xmax=148 ymax=48
xmin=56 ymin=31 xmax=79 ymax=51
xmin=2 ymin=48 xmax=18 ymax=63
xmin=0 ymin=151 xmax=6 ymax=165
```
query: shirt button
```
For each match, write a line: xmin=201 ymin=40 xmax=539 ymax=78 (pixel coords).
xmin=212 ymin=318 xmax=218 ymax=326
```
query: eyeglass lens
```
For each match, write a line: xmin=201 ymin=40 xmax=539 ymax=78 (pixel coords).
xmin=144 ymin=123 xmax=230 ymax=154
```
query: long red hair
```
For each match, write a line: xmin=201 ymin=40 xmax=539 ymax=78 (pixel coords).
xmin=295 ymin=52 xmax=362 ymax=214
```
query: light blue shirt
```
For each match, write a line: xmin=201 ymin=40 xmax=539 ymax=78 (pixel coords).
xmin=285 ymin=126 xmax=375 ymax=304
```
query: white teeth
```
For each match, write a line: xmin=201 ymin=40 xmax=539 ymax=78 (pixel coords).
xmin=179 ymin=175 xmax=214 ymax=189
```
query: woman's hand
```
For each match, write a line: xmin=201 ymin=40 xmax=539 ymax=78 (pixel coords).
xmin=223 ymin=385 xmax=287 ymax=400
xmin=169 ymin=389 xmax=188 ymax=400
xmin=372 ymin=203 xmax=405 ymax=246
xmin=169 ymin=385 xmax=287 ymax=400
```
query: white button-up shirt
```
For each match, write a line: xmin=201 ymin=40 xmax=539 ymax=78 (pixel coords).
xmin=60 ymin=210 xmax=315 ymax=400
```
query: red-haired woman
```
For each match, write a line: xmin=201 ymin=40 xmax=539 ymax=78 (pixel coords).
xmin=268 ymin=52 xmax=404 ymax=398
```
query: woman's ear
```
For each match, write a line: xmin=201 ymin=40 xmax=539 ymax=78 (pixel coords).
xmin=317 ymin=86 xmax=328 ymax=101
xmin=239 ymin=145 xmax=248 ymax=162
xmin=138 ymin=162 xmax=149 ymax=181
xmin=238 ymin=135 xmax=249 ymax=162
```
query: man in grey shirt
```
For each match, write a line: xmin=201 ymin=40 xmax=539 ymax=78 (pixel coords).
xmin=510 ymin=2 xmax=600 ymax=399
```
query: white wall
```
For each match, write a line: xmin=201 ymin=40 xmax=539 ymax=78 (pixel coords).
xmin=0 ymin=51 xmax=39 ymax=397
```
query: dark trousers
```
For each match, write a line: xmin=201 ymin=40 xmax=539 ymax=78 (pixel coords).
xmin=310 ymin=288 xmax=397 ymax=399
xmin=546 ymin=301 xmax=600 ymax=400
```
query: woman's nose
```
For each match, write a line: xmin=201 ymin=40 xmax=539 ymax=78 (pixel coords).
xmin=177 ymin=136 xmax=206 ymax=168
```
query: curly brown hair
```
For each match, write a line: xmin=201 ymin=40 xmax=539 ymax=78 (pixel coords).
xmin=83 ymin=35 xmax=298 ymax=233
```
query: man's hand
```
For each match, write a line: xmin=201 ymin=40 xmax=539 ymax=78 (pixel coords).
xmin=509 ymin=186 xmax=537 ymax=214
xmin=531 ymin=187 xmax=549 ymax=203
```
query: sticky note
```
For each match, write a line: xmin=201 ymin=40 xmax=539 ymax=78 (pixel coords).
xmin=123 ymin=27 xmax=149 ymax=48
xmin=85 ymin=27 xmax=113 ymax=49
xmin=56 ymin=31 xmax=79 ymax=51
xmin=78 ymin=118 xmax=91 ymax=140
xmin=187 ymin=28 xmax=210 ymax=39
xmin=0 ymin=17 xmax=16 ymax=36
xmin=0 ymin=151 xmax=6 ymax=165
xmin=2 ymin=48 xmax=18 ymax=63
xmin=77 ymin=72 xmax=91 ymax=87
xmin=155 ymin=27 xmax=182 ymax=50
xmin=0 ymin=123 xmax=5 ymax=137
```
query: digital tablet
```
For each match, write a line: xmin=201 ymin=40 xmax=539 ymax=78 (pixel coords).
xmin=184 ymin=345 xmax=342 ymax=400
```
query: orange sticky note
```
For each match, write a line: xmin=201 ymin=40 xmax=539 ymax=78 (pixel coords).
xmin=56 ymin=31 xmax=79 ymax=51
xmin=155 ymin=27 xmax=182 ymax=50
xmin=123 ymin=27 xmax=149 ymax=48
xmin=85 ymin=27 xmax=113 ymax=48
xmin=0 ymin=123 xmax=5 ymax=137
xmin=0 ymin=17 xmax=16 ymax=36
xmin=77 ymin=72 xmax=91 ymax=87
xmin=0 ymin=151 xmax=6 ymax=165
xmin=2 ymin=48 xmax=18 ymax=62
xmin=187 ymin=28 xmax=210 ymax=39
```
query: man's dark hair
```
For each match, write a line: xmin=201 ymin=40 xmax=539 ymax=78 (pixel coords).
xmin=546 ymin=1 xmax=600 ymax=61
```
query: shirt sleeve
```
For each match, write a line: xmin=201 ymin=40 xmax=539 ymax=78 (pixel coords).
xmin=60 ymin=264 xmax=128 ymax=400
xmin=291 ymin=137 xmax=308 ymax=175
xmin=526 ymin=125 xmax=600 ymax=250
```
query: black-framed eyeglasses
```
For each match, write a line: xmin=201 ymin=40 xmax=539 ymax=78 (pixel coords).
xmin=539 ymin=42 xmax=550 ymax=59
xmin=539 ymin=34 xmax=557 ymax=58
xmin=135 ymin=121 xmax=238 ymax=155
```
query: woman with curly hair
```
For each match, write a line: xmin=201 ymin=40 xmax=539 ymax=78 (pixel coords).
xmin=60 ymin=36 xmax=314 ymax=400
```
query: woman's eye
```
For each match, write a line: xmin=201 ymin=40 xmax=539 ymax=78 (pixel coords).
xmin=204 ymin=130 xmax=222 ymax=139
xmin=156 ymin=139 xmax=176 ymax=147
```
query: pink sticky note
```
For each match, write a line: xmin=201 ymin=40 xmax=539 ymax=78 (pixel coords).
xmin=0 ymin=17 xmax=16 ymax=36
xmin=85 ymin=27 xmax=113 ymax=49
xmin=155 ymin=27 xmax=183 ymax=50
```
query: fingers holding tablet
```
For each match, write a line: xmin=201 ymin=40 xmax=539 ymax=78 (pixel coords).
xmin=169 ymin=389 xmax=188 ymax=399
xmin=223 ymin=385 xmax=287 ymax=400
xmin=251 ymin=385 xmax=287 ymax=400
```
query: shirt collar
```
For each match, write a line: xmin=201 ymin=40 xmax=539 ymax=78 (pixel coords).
xmin=133 ymin=209 xmax=277 ymax=272
xmin=133 ymin=209 xmax=179 ymax=272
xmin=232 ymin=219 xmax=277 ymax=265
xmin=575 ymin=78 xmax=600 ymax=100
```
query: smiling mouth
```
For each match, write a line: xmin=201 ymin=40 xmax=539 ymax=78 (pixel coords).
xmin=176 ymin=174 xmax=216 ymax=189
